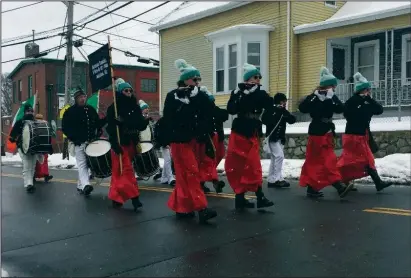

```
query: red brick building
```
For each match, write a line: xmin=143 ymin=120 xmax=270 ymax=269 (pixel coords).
xmin=6 ymin=58 xmax=159 ymax=152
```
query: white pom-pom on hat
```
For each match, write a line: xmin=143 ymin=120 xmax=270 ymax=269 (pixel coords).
xmin=243 ymin=63 xmax=257 ymax=71
xmin=319 ymin=66 xmax=331 ymax=77
xmin=174 ymin=59 xmax=189 ymax=72
xmin=354 ymin=72 xmax=368 ymax=83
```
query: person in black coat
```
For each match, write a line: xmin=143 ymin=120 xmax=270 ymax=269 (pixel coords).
xmin=105 ymin=79 xmax=149 ymax=211
xmin=298 ymin=67 xmax=353 ymax=199
xmin=337 ymin=72 xmax=392 ymax=192
xmin=261 ymin=93 xmax=296 ymax=188
xmin=62 ymin=88 xmax=106 ymax=196
xmin=225 ymin=63 xmax=274 ymax=211
xmin=162 ymin=59 xmax=217 ymax=224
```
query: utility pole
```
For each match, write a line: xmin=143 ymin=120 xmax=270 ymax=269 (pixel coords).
xmin=63 ymin=1 xmax=74 ymax=105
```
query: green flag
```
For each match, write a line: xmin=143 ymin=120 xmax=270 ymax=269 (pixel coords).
xmin=86 ymin=91 xmax=99 ymax=113
xmin=11 ymin=93 xmax=37 ymax=127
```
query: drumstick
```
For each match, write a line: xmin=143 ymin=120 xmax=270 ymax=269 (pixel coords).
xmin=108 ymin=36 xmax=123 ymax=175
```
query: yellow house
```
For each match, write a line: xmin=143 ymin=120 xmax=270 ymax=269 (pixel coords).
xmin=149 ymin=1 xmax=410 ymax=117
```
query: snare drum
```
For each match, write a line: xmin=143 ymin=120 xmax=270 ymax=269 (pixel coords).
xmin=21 ymin=120 xmax=52 ymax=155
xmin=133 ymin=142 xmax=160 ymax=178
xmin=85 ymin=139 xmax=112 ymax=178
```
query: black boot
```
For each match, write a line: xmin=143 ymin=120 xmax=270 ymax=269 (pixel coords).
xmin=367 ymin=167 xmax=393 ymax=192
xmin=26 ymin=184 xmax=36 ymax=193
xmin=112 ymin=200 xmax=123 ymax=209
xmin=255 ymin=187 xmax=274 ymax=209
xmin=212 ymin=180 xmax=225 ymax=193
xmin=268 ymin=180 xmax=290 ymax=188
xmin=176 ymin=212 xmax=195 ymax=219
xmin=201 ymin=182 xmax=211 ymax=193
xmin=235 ymin=193 xmax=255 ymax=210
xmin=332 ymin=181 xmax=353 ymax=198
xmin=131 ymin=197 xmax=143 ymax=211
xmin=306 ymin=186 xmax=324 ymax=198
xmin=83 ymin=185 xmax=94 ymax=196
xmin=45 ymin=175 xmax=53 ymax=183
xmin=198 ymin=208 xmax=217 ymax=223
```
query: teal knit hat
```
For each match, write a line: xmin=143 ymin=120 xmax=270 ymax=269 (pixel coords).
xmin=139 ymin=99 xmax=149 ymax=110
xmin=243 ymin=63 xmax=261 ymax=82
xmin=353 ymin=72 xmax=371 ymax=93
xmin=115 ymin=78 xmax=133 ymax=95
xmin=174 ymin=59 xmax=201 ymax=82
xmin=319 ymin=66 xmax=338 ymax=87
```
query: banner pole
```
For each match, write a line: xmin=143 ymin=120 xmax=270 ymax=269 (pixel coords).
xmin=108 ymin=36 xmax=123 ymax=175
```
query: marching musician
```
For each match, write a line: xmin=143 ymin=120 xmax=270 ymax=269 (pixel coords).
xmin=337 ymin=72 xmax=393 ymax=192
xmin=9 ymin=104 xmax=42 ymax=192
xmin=261 ymin=93 xmax=296 ymax=188
xmin=225 ymin=63 xmax=274 ymax=211
xmin=33 ymin=113 xmax=53 ymax=183
xmin=62 ymin=88 xmax=106 ymax=196
xmin=298 ymin=66 xmax=353 ymax=199
xmin=162 ymin=59 xmax=217 ymax=223
xmin=199 ymin=87 xmax=227 ymax=194
xmin=106 ymin=79 xmax=149 ymax=211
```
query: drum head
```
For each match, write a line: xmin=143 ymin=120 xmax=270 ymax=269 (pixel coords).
xmin=139 ymin=126 xmax=152 ymax=142
xmin=85 ymin=140 xmax=111 ymax=157
xmin=22 ymin=122 xmax=31 ymax=154
xmin=140 ymin=143 xmax=153 ymax=153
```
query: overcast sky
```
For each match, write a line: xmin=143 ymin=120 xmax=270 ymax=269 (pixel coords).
xmin=1 ymin=1 xmax=183 ymax=73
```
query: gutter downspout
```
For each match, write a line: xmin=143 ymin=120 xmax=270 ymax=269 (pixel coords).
xmin=286 ymin=1 xmax=291 ymax=110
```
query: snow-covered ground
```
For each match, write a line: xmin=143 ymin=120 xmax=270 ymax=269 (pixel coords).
xmin=2 ymin=153 xmax=410 ymax=184
xmin=224 ymin=116 xmax=411 ymax=135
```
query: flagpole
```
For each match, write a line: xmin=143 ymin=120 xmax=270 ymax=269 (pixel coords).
xmin=108 ymin=36 xmax=123 ymax=175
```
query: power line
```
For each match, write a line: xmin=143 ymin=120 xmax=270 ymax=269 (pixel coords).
xmin=75 ymin=1 xmax=133 ymax=31
xmin=2 ymin=1 xmax=43 ymax=13
xmin=75 ymin=2 xmax=154 ymax=26
xmin=2 ymin=43 xmax=67 ymax=64
xmin=81 ymin=2 xmax=170 ymax=41
xmin=74 ymin=25 xmax=158 ymax=46
xmin=1 ymin=33 xmax=62 ymax=48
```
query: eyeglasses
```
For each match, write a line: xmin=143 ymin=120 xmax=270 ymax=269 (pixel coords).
xmin=253 ymin=76 xmax=262 ymax=80
xmin=123 ymin=89 xmax=133 ymax=93
xmin=192 ymin=77 xmax=202 ymax=82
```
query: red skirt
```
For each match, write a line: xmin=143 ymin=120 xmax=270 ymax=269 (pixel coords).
xmin=299 ymin=133 xmax=342 ymax=191
xmin=224 ymin=132 xmax=262 ymax=194
xmin=195 ymin=135 xmax=218 ymax=182
xmin=109 ymin=143 xmax=140 ymax=204
xmin=214 ymin=134 xmax=226 ymax=167
xmin=168 ymin=140 xmax=208 ymax=213
xmin=35 ymin=154 xmax=49 ymax=178
xmin=337 ymin=131 xmax=376 ymax=183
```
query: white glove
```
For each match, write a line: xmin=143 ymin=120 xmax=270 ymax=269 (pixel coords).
xmin=314 ymin=91 xmax=326 ymax=101
xmin=326 ymin=88 xmax=334 ymax=99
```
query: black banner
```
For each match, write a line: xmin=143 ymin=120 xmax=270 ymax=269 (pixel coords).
xmin=88 ymin=43 xmax=112 ymax=92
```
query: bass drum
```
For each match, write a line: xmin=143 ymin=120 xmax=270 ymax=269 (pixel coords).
xmin=85 ymin=139 xmax=112 ymax=178
xmin=22 ymin=120 xmax=52 ymax=155
xmin=133 ymin=142 xmax=160 ymax=178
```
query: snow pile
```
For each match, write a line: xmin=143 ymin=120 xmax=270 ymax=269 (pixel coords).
xmin=3 ymin=153 xmax=409 ymax=184
xmin=224 ymin=116 xmax=411 ymax=135
xmin=1 ymin=268 xmax=9 ymax=277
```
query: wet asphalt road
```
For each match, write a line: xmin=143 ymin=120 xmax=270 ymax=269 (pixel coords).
xmin=1 ymin=165 xmax=411 ymax=277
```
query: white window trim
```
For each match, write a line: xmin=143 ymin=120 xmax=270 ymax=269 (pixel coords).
xmin=401 ymin=33 xmax=411 ymax=86
xmin=206 ymin=24 xmax=273 ymax=95
xmin=324 ymin=1 xmax=337 ymax=8
xmin=354 ymin=39 xmax=380 ymax=86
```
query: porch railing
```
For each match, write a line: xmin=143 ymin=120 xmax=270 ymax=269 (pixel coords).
xmin=335 ymin=78 xmax=411 ymax=107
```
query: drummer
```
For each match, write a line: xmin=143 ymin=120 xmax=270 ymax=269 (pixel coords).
xmin=106 ymin=78 xmax=149 ymax=211
xmin=33 ymin=113 xmax=54 ymax=183
xmin=9 ymin=104 xmax=42 ymax=192
xmin=62 ymin=87 xmax=106 ymax=196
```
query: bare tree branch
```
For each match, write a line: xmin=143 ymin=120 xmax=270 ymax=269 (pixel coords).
xmin=1 ymin=73 xmax=13 ymax=116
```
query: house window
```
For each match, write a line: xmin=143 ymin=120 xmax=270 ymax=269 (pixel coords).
xmin=28 ymin=75 xmax=33 ymax=97
xmin=140 ymin=78 xmax=158 ymax=93
xmin=325 ymin=1 xmax=337 ymax=8
xmin=247 ymin=42 xmax=261 ymax=71
xmin=12 ymin=82 xmax=16 ymax=103
xmin=354 ymin=39 xmax=380 ymax=83
xmin=18 ymin=80 xmax=22 ymax=102
xmin=228 ymin=44 xmax=237 ymax=91
xmin=216 ymin=46 xmax=225 ymax=92
xmin=402 ymin=33 xmax=411 ymax=85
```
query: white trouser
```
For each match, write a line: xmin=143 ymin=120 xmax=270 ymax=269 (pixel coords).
xmin=75 ymin=144 xmax=90 ymax=190
xmin=267 ymin=141 xmax=285 ymax=183
xmin=18 ymin=149 xmax=40 ymax=187
xmin=161 ymin=147 xmax=175 ymax=184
